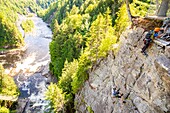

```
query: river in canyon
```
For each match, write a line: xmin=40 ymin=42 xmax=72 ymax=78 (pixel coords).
xmin=0 ymin=15 xmax=54 ymax=113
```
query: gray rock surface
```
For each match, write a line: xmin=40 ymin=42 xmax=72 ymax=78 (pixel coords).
xmin=75 ymin=27 xmax=170 ymax=113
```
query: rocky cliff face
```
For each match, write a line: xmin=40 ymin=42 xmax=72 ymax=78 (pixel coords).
xmin=75 ymin=27 xmax=170 ymax=113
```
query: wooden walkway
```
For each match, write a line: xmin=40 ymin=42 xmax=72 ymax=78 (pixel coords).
xmin=0 ymin=95 xmax=18 ymax=101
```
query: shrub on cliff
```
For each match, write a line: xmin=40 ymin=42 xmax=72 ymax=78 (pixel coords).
xmin=0 ymin=106 xmax=9 ymax=113
xmin=45 ymin=83 xmax=65 ymax=112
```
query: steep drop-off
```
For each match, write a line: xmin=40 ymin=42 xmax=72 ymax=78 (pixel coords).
xmin=75 ymin=27 xmax=170 ymax=113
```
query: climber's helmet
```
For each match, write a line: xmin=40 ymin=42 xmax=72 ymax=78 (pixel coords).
xmin=154 ymin=27 xmax=160 ymax=32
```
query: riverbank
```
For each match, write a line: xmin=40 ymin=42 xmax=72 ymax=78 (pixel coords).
xmin=0 ymin=46 xmax=27 ymax=55
xmin=1 ymin=14 xmax=53 ymax=112
xmin=0 ymin=14 xmax=27 ymax=56
xmin=13 ymin=15 xmax=53 ymax=112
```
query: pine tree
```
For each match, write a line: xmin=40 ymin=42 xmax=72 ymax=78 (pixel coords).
xmin=86 ymin=13 xmax=105 ymax=61
xmin=0 ymin=64 xmax=19 ymax=96
xmin=46 ymin=83 xmax=65 ymax=112
xmin=52 ymin=20 xmax=60 ymax=36
xmin=98 ymin=8 xmax=117 ymax=57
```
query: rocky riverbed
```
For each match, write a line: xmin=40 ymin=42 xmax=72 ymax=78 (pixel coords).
xmin=1 ymin=15 xmax=54 ymax=113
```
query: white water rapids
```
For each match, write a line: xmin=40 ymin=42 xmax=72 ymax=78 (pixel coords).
xmin=1 ymin=15 xmax=53 ymax=113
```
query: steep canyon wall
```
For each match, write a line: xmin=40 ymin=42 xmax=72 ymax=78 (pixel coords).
xmin=75 ymin=27 xmax=170 ymax=113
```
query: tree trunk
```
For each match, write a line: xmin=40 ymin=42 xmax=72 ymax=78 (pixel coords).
xmin=157 ymin=0 xmax=169 ymax=17
xmin=125 ymin=0 xmax=132 ymax=22
xmin=156 ymin=0 xmax=159 ymax=8
xmin=155 ymin=0 xmax=159 ymax=14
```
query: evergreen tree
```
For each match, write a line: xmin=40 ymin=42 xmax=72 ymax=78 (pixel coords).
xmin=0 ymin=65 xmax=19 ymax=96
xmin=0 ymin=65 xmax=19 ymax=111
xmin=45 ymin=83 xmax=65 ymax=112
xmin=0 ymin=13 xmax=24 ymax=49
xmin=58 ymin=60 xmax=78 ymax=112
xmin=98 ymin=8 xmax=117 ymax=57
xmin=86 ymin=13 xmax=104 ymax=60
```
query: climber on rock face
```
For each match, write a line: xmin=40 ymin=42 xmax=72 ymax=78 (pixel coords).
xmin=141 ymin=30 xmax=153 ymax=56
xmin=112 ymin=86 xmax=126 ymax=104
xmin=112 ymin=86 xmax=123 ymax=98
xmin=141 ymin=28 xmax=160 ymax=56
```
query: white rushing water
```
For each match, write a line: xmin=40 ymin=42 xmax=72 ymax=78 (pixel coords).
xmin=4 ymin=15 xmax=53 ymax=113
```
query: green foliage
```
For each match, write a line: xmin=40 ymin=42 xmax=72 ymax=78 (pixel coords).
xmin=21 ymin=19 xmax=34 ymax=32
xmin=47 ymin=60 xmax=78 ymax=112
xmin=0 ymin=0 xmax=43 ymax=20
xmin=0 ymin=65 xmax=19 ymax=112
xmin=0 ymin=13 xmax=24 ymax=49
xmin=0 ymin=106 xmax=9 ymax=113
xmin=131 ymin=0 xmax=150 ymax=17
xmin=71 ymin=51 xmax=91 ymax=94
xmin=39 ymin=0 xmax=85 ymax=24
xmin=48 ymin=5 xmax=118 ymax=111
xmin=72 ymin=9 xmax=117 ymax=94
xmin=58 ymin=60 xmax=78 ymax=112
xmin=83 ymin=0 xmax=115 ymax=23
xmin=87 ymin=106 xmax=94 ymax=113
xmin=45 ymin=83 xmax=65 ymax=112
xmin=87 ymin=9 xmax=117 ymax=60
xmin=58 ymin=60 xmax=78 ymax=99
xmin=114 ymin=4 xmax=130 ymax=37
xmin=0 ymin=65 xmax=19 ymax=96
xmin=38 ymin=2 xmax=58 ymax=21
xmin=50 ymin=13 xmax=85 ymax=79
xmin=36 ymin=0 xmax=56 ymax=9
xmin=52 ymin=20 xmax=60 ymax=36
xmin=114 ymin=0 xmax=151 ymax=36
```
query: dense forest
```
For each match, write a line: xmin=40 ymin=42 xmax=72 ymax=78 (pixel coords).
xmin=39 ymin=0 xmax=154 ymax=112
